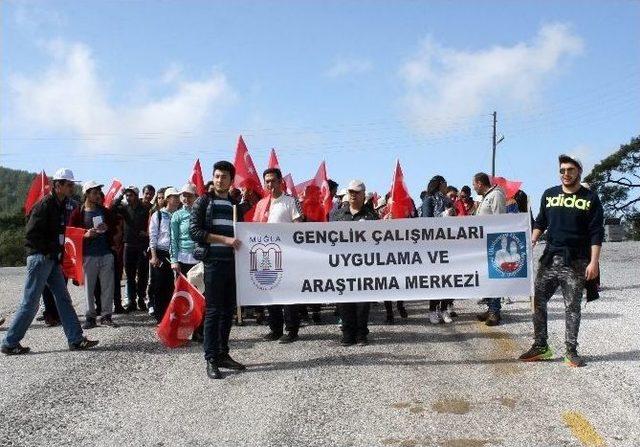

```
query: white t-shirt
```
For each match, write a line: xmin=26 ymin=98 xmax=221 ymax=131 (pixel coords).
xmin=267 ymin=194 xmax=302 ymax=223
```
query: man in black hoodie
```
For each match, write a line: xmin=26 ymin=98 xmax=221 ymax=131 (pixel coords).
xmin=519 ymin=155 xmax=603 ymax=367
xmin=1 ymin=168 xmax=99 ymax=355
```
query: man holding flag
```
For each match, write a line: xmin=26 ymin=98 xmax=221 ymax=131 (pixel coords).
xmin=2 ymin=168 xmax=99 ymax=355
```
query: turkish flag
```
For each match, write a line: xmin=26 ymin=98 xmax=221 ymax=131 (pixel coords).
xmin=389 ymin=160 xmax=413 ymax=218
xmin=233 ymin=135 xmax=264 ymax=197
xmin=62 ymin=226 xmax=85 ymax=285
xmin=24 ymin=170 xmax=51 ymax=216
xmin=190 ymin=159 xmax=206 ymax=196
xmin=268 ymin=148 xmax=280 ymax=169
xmin=157 ymin=274 xmax=206 ymax=348
xmin=103 ymin=179 xmax=123 ymax=208
xmin=302 ymin=185 xmax=326 ymax=222
xmin=283 ymin=173 xmax=297 ymax=199
xmin=490 ymin=176 xmax=522 ymax=200
xmin=312 ymin=161 xmax=333 ymax=217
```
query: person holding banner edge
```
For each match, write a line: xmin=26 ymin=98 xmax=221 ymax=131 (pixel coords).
xmin=519 ymin=154 xmax=603 ymax=367
xmin=255 ymin=168 xmax=303 ymax=344
xmin=1 ymin=168 xmax=99 ymax=355
xmin=189 ymin=160 xmax=247 ymax=379
xmin=330 ymin=179 xmax=379 ymax=346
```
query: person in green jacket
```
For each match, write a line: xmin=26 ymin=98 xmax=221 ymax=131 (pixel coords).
xmin=170 ymin=183 xmax=199 ymax=276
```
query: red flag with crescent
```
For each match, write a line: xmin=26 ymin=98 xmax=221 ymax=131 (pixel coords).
xmin=389 ymin=159 xmax=413 ymax=218
xmin=103 ymin=179 xmax=123 ymax=208
xmin=157 ymin=274 xmax=206 ymax=348
xmin=190 ymin=159 xmax=206 ymax=196
xmin=233 ymin=135 xmax=264 ymax=197
xmin=312 ymin=161 xmax=333 ymax=217
xmin=24 ymin=170 xmax=51 ymax=216
xmin=62 ymin=226 xmax=85 ymax=284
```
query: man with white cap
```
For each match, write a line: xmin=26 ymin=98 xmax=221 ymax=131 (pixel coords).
xmin=69 ymin=181 xmax=119 ymax=329
xmin=2 ymin=168 xmax=99 ymax=354
xmin=148 ymin=186 xmax=181 ymax=322
xmin=519 ymin=154 xmax=604 ymax=367
xmin=330 ymin=179 xmax=379 ymax=346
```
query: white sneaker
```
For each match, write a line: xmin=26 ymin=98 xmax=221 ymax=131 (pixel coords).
xmin=429 ymin=311 xmax=441 ymax=324
xmin=442 ymin=310 xmax=453 ymax=324
xmin=148 ymin=306 xmax=155 ymax=316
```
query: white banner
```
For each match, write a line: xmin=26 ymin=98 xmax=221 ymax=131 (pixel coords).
xmin=234 ymin=214 xmax=533 ymax=306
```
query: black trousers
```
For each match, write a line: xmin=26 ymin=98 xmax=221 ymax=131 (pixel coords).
xmin=42 ymin=285 xmax=60 ymax=320
xmin=149 ymin=250 xmax=173 ymax=322
xmin=123 ymin=244 xmax=149 ymax=304
xmin=429 ymin=299 xmax=453 ymax=311
xmin=339 ymin=302 xmax=370 ymax=339
xmin=384 ymin=300 xmax=405 ymax=315
xmin=268 ymin=305 xmax=300 ymax=334
xmin=203 ymin=260 xmax=236 ymax=361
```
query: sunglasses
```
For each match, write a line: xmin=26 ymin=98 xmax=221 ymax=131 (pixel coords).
xmin=559 ymin=167 xmax=577 ymax=174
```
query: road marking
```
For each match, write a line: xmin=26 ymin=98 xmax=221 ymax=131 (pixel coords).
xmin=562 ymin=411 xmax=606 ymax=446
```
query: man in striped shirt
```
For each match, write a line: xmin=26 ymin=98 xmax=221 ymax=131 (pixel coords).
xmin=189 ymin=160 xmax=246 ymax=379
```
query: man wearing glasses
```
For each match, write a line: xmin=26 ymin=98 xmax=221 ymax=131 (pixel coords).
xmin=519 ymin=155 xmax=603 ymax=367
xmin=1 ymin=168 xmax=99 ymax=355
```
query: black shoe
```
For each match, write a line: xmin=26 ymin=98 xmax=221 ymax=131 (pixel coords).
xmin=191 ymin=331 xmax=204 ymax=343
xmin=356 ymin=335 xmax=368 ymax=346
xmin=35 ymin=315 xmax=46 ymax=322
xmin=69 ymin=337 xmax=99 ymax=351
xmin=99 ymin=315 xmax=119 ymax=328
xmin=485 ymin=312 xmax=501 ymax=326
xmin=519 ymin=344 xmax=553 ymax=362
xmin=125 ymin=303 xmax=138 ymax=312
xmin=476 ymin=311 xmax=489 ymax=322
xmin=218 ymin=353 xmax=246 ymax=370
xmin=113 ymin=304 xmax=128 ymax=315
xmin=449 ymin=310 xmax=458 ymax=318
xmin=82 ymin=317 xmax=97 ymax=330
xmin=564 ymin=349 xmax=586 ymax=367
xmin=137 ymin=299 xmax=147 ymax=312
xmin=340 ymin=336 xmax=356 ymax=347
xmin=398 ymin=306 xmax=408 ymax=319
xmin=0 ymin=316 xmax=5 ymax=327
xmin=279 ymin=332 xmax=299 ymax=344
xmin=255 ymin=311 xmax=266 ymax=325
xmin=1 ymin=343 xmax=30 ymax=355
xmin=385 ymin=314 xmax=395 ymax=325
xmin=312 ymin=312 xmax=322 ymax=325
xmin=263 ymin=331 xmax=283 ymax=341
xmin=44 ymin=315 xmax=61 ymax=327
xmin=206 ymin=359 xmax=223 ymax=379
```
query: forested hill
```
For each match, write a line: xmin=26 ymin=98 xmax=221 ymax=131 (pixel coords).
xmin=0 ymin=166 xmax=41 ymax=217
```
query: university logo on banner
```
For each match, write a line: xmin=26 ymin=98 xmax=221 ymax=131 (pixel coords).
xmin=249 ymin=238 xmax=283 ymax=290
xmin=486 ymin=232 xmax=527 ymax=279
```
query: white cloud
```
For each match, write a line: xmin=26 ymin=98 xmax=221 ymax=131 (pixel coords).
xmin=399 ymin=23 xmax=584 ymax=135
xmin=9 ymin=39 xmax=235 ymax=152
xmin=325 ymin=58 xmax=373 ymax=78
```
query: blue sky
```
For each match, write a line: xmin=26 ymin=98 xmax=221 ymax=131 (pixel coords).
xmin=2 ymin=0 xmax=639 ymax=212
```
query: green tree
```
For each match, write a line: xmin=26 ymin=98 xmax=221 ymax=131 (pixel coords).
xmin=585 ymin=136 xmax=640 ymax=239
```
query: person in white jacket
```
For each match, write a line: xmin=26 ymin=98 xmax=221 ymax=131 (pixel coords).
xmin=473 ymin=172 xmax=506 ymax=326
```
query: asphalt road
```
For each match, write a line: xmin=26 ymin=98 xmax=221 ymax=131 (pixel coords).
xmin=1 ymin=242 xmax=638 ymax=447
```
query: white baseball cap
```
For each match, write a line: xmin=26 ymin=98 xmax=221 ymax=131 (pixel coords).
xmin=180 ymin=183 xmax=197 ymax=195
xmin=52 ymin=168 xmax=80 ymax=183
xmin=82 ymin=180 xmax=104 ymax=194
xmin=347 ymin=179 xmax=366 ymax=192
xmin=164 ymin=187 xmax=180 ymax=198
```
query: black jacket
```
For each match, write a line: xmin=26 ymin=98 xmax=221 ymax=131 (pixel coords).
xmin=113 ymin=197 xmax=151 ymax=247
xmin=24 ymin=193 xmax=70 ymax=260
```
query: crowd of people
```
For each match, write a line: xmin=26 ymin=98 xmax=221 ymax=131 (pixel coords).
xmin=0 ymin=153 xmax=604 ymax=379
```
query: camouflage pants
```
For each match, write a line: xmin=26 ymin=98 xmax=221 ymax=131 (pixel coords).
xmin=533 ymin=255 xmax=588 ymax=350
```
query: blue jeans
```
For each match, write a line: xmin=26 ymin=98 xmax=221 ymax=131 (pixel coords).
xmin=2 ymin=254 xmax=84 ymax=348
xmin=487 ymin=297 xmax=502 ymax=314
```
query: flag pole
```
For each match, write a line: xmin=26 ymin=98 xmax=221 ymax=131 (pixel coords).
xmin=233 ymin=204 xmax=243 ymax=326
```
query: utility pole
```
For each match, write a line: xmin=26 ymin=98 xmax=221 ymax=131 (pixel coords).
xmin=491 ymin=111 xmax=497 ymax=177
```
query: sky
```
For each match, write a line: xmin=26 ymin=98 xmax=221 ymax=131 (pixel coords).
xmin=2 ymin=0 xmax=639 ymax=212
